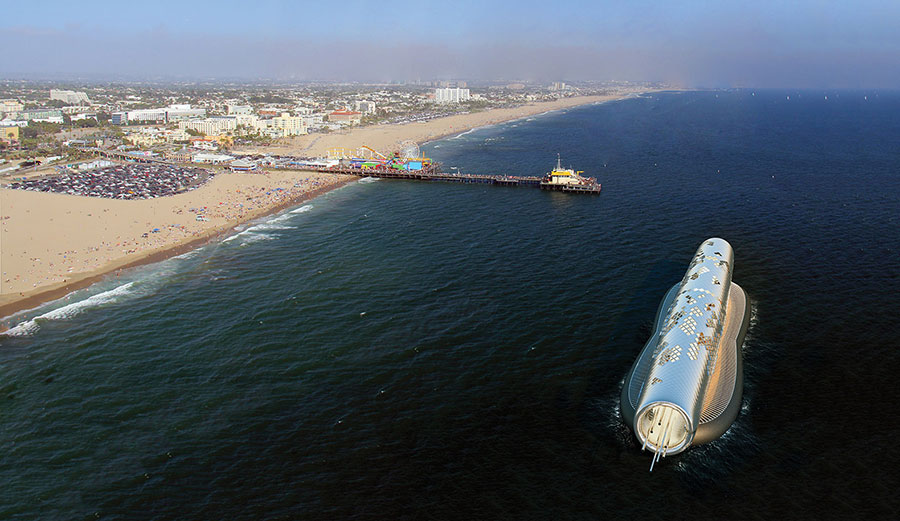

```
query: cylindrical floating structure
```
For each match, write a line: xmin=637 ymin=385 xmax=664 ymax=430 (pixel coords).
xmin=621 ymin=238 xmax=749 ymax=469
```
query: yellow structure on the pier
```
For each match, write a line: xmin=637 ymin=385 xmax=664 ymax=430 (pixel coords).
xmin=543 ymin=154 xmax=587 ymax=186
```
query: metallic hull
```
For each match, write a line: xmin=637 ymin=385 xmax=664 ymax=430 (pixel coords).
xmin=620 ymin=238 xmax=749 ymax=463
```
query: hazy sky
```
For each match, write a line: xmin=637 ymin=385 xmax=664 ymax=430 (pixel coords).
xmin=3 ymin=0 xmax=900 ymax=87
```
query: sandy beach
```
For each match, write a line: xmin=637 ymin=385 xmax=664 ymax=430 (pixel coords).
xmin=234 ymin=94 xmax=629 ymax=157
xmin=0 ymin=171 xmax=354 ymax=319
xmin=0 ymin=92 xmax=640 ymax=320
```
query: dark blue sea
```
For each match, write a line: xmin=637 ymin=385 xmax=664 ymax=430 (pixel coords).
xmin=2 ymin=90 xmax=899 ymax=519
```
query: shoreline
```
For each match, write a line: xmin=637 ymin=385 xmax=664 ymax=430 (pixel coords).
xmin=0 ymin=177 xmax=354 ymax=323
xmin=232 ymin=92 xmax=649 ymax=158
xmin=1 ymin=92 xmax=649 ymax=324
xmin=419 ymin=95 xmax=626 ymax=146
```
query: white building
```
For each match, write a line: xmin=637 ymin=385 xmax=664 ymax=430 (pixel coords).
xmin=50 ymin=89 xmax=91 ymax=105
xmin=233 ymin=113 xmax=260 ymax=128
xmin=192 ymin=152 xmax=234 ymax=164
xmin=268 ymin=112 xmax=307 ymax=137
xmin=70 ymin=113 xmax=97 ymax=122
xmin=1 ymin=100 xmax=25 ymax=117
xmin=353 ymin=100 xmax=376 ymax=114
xmin=165 ymin=104 xmax=207 ymax=122
xmin=434 ymin=88 xmax=470 ymax=104
xmin=179 ymin=116 xmax=238 ymax=136
xmin=114 ymin=104 xmax=207 ymax=124
xmin=226 ymin=104 xmax=253 ymax=115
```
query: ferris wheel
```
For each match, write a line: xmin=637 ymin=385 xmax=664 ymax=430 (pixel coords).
xmin=399 ymin=140 xmax=420 ymax=159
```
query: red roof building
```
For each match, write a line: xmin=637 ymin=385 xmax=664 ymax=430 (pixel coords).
xmin=328 ymin=110 xmax=362 ymax=124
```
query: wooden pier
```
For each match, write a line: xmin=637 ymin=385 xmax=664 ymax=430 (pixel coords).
xmin=307 ymin=165 xmax=601 ymax=193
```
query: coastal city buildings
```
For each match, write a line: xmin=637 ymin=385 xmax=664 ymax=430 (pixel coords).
xmin=112 ymin=104 xmax=206 ymax=124
xmin=179 ymin=116 xmax=238 ymax=136
xmin=269 ymin=112 xmax=307 ymax=136
xmin=353 ymin=101 xmax=376 ymax=114
xmin=1 ymin=100 xmax=24 ymax=117
xmin=0 ymin=79 xmax=656 ymax=175
xmin=16 ymin=108 xmax=64 ymax=123
xmin=434 ymin=87 xmax=470 ymax=103
xmin=50 ymin=89 xmax=91 ymax=104
xmin=328 ymin=110 xmax=362 ymax=124
xmin=226 ymin=104 xmax=253 ymax=115
xmin=1 ymin=126 xmax=18 ymax=144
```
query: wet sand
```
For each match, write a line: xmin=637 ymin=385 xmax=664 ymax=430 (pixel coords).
xmin=0 ymin=92 xmax=643 ymax=321
xmin=1 ymin=171 xmax=354 ymax=320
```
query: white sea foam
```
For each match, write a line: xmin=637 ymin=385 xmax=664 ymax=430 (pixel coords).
xmin=250 ymin=223 xmax=296 ymax=231
xmin=222 ymin=230 xmax=251 ymax=243
xmin=290 ymin=204 xmax=314 ymax=213
xmin=238 ymin=233 xmax=273 ymax=246
xmin=2 ymin=282 xmax=136 ymax=337
xmin=246 ymin=215 xmax=296 ymax=232
xmin=358 ymin=177 xmax=380 ymax=184
xmin=172 ymin=250 xmax=198 ymax=260
xmin=450 ymin=127 xmax=482 ymax=139
xmin=268 ymin=213 xmax=293 ymax=223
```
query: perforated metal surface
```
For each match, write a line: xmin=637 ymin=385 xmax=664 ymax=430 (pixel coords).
xmin=634 ymin=239 xmax=734 ymax=438
xmin=698 ymin=283 xmax=745 ymax=424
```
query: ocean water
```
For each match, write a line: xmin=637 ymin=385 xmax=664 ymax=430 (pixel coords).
xmin=2 ymin=90 xmax=899 ymax=519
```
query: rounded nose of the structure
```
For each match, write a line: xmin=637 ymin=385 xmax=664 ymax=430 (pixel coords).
xmin=635 ymin=402 xmax=694 ymax=457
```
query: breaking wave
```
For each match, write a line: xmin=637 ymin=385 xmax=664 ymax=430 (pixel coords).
xmin=2 ymin=282 xmax=136 ymax=337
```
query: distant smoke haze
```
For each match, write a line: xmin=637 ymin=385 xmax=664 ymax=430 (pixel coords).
xmin=4 ymin=0 xmax=900 ymax=88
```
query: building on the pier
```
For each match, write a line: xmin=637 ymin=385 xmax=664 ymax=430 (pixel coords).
xmin=229 ymin=158 xmax=258 ymax=172
xmin=542 ymin=155 xmax=585 ymax=186
xmin=192 ymin=152 xmax=234 ymax=164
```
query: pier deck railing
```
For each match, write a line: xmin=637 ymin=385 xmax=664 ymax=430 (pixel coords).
xmin=284 ymin=165 xmax=601 ymax=193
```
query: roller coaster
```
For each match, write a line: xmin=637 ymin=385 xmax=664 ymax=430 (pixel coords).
xmin=325 ymin=142 xmax=432 ymax=172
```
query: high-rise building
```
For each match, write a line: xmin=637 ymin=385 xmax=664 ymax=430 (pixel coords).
xmin=434 ymin=88 xmax=471 ymax=104
xmin=353 ymin=101 xmax=376 ymax=114
xmin=179 ymin=117 xmax=238 ymax=136
xmin=269 ymin=113 xmax=307 ymax=136
xmin=0 ymin=100 xmax=24 ymax=117
xmin=50 ymin=89 xmax=91 ymax=104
